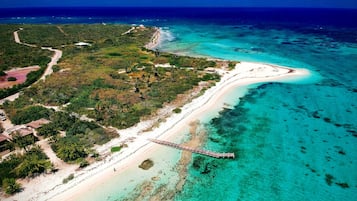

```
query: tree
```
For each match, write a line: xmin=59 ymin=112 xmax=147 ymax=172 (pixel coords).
xmin=12 ymin=132 xmax=36 ymax=152
xmin=37 ymin=123 xmax=59 ymax=137
xmin=7 ymin=77 xmax=17 ymax=82
xmin=0 ymin=71 xmax=7 ymax=76
xmin=11 ymin=146 xmax=52 ymax=178
xmin=52 ymin=136 xmax=88 ymax=162
xmin=56 ymin=143 xmax=87 ymax=162
xmin=50 ymin=111 xmax=75 ymax=131
xmin=11 ymin=106 xmax=52 ymax=125
xmin=2 ymin=178 xmax=21 ymax=195
xmin=14 ymin=155 xmax=52 ymax=178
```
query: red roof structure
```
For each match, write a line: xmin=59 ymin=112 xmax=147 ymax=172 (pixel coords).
xmin=26 ymin=118 xmax=51 ymax=129
xmin=0 ymin=134 xmax=10 ymax=143
xmin=14 ymin=128 xmax=33 ymax=137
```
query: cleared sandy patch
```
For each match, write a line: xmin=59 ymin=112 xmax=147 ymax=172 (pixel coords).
xmin=0 ymin=66 xmax=40 ymax=89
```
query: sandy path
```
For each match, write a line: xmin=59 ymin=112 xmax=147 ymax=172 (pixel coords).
xmin=122 ymin=26 xmax=136 ymax=35
xmin=56 ymin=26 xmax=67 ymax=36
xmin=36 ymin=139 xmax=70 ymax=170
xmin=13 ymin=28 xmax=37 ymax=47
xmin=39 ymin=47 xmax=62 ymax=81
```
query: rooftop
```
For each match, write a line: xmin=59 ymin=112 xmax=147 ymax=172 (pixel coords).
xmin=27 ymin=118 xmax=51 ymax=129
xmin=0 ymin=134 xmax=10 ymax=143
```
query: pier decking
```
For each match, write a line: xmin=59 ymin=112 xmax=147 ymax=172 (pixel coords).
xmin=149 ymin=138 xmax=235 ymax=159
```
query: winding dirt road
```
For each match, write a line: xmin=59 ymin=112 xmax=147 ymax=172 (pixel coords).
xmin=0 ymin=28 xmax=63 ymax=104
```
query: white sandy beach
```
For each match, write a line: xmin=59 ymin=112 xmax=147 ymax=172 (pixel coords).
xmin=145 ymin=27 xmax=161 ymax=49
xmin=5 ymin=60 xmax=311 ymax=201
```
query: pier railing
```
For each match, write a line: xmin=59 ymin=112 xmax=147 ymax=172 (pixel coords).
xmin=149 ymin=138 xmax=235 ymax=159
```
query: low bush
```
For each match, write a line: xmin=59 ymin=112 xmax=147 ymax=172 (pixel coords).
xmin=111 ymin=146 xmax=122 ymax=153
xmin=7 ymin=77 xmax=17 ymax=81
xmin=173 ymin=108 xmax=182 ymax=113
xmin=62 ymin=173 xmax=74 ymax=184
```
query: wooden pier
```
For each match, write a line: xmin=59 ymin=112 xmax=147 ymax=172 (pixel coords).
xmin=149 ymin=138 xmax=235 ymax=159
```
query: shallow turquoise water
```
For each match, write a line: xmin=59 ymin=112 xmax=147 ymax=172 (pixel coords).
xmin=157 ymin=22 xmax=357 ymax=201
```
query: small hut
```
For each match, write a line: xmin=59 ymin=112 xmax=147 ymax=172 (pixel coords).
xmin=27 ymin=118 xmax=51 ymax=129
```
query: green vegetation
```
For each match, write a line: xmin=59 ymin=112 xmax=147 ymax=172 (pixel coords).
xmin=202 ymin=73 xmax=220 ymax=81
xmin=0 ymin=71 xmax=7 ymax=76
xmin=2 ymin=178 xmax=21 ymax=195
xmin=7 ymin=77 xmax=17 ymax=81
xmin=51 ymin=136 xmax=89 ymax=162
xmin=2 ymin=24 xmax=220 ymax=130
xmin=0 ymin=24 xmax=223 ymax=185
xmin=173 ymin=108 xmax=182 ymax=113
xmin=19 ymin=24 xmax=133 ymax=49
xmin=10 ymin=105 xmax=52 ymax=125
xmin=62 ymin=173 xmax=74 ymax=184
xmin=228 ymin=61 xmax=239 ymax=70
xmin=12 ymin=132 xmax=38 ymax=151
xmin=46 ymin=118 xmax=114 ymax=163
xmin=3 ymin=100 xmax=116 ymax=164
xmin=0 ymin=25 xmax=51 ymax=98
xmin=37 ymin=123 xmax=59 ymax=137
xmin=111 ymin=146 xmax=122 ymax=153
xmin=79 ymin=159 xmax=89 ymax=168
xmin=52 ymin=65 xmax=60 ymax=72
xmin=0 ymin=146 xmax=52 ymax=187
xmin=0 ymin=25 xmax=51 ymax=71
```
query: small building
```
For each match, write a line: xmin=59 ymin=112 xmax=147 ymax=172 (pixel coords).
xmin=75 ymin=42 xmax=91 ymax=47
xmin=27 ymin=118 xmax=51 ymax=129
xmin=16 ymin=128 xmax=34 ymax=137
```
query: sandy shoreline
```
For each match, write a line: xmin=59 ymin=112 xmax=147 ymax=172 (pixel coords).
xmin=4 ymin=60 xmax=311 ymax=201
xmin=145 ymin=27 xmax=161 ymax=50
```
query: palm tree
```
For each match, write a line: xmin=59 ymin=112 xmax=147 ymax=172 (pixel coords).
xmin=12 ymin=132 xmax=35 ymax=152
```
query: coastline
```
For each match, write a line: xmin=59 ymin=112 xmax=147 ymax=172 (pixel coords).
xmin=5 ymin=61 xmax=311 ymax=201
xmin=145 ymin=27 xmax=161 ymax=50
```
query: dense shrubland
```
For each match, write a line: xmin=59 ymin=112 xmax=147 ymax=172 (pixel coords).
xmin=0 ymin=24 xmax=225 ymax=184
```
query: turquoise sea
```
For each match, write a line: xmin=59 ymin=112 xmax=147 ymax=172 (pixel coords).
xmin=1 ymin=7 xmax=356 ymax=201
xmin=157 ymin=19 xmax=357 ymax=201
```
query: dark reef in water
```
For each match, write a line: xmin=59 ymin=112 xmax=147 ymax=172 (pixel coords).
xmin=192 ymin=156 xmax=218 ymax=175
xmin=139 ymin=159 xmax=154 ymax=170
xmin=324 ymin=173 xmax=351 ymax=189
xmin=325 ymin=174 xmax=334 ymax=186
xmin=315 ymin=78 xmax=345 ymax=88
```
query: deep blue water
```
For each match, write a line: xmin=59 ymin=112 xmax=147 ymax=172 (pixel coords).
xmin=1 ymin=7 xmax=356 ymax=201
xmin=1 ymin=7 xmax=357 ymax=28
